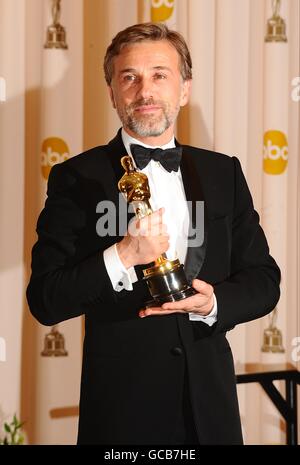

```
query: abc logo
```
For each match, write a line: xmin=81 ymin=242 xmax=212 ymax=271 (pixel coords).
xmin=41 ymin=137 xmax=69 ymax=180
xmin=151 ymin=0 xmax=174 ymax=22
xmin=263 ymin=130 xmax=288 ymax=175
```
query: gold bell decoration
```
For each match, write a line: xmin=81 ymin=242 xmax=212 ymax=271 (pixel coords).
xmin=44 ymin=0 xmax=68 ymax=49
xmin=41 ymin=325 xmax=68 ymax=356
xmin=261 ymin=307 xmax=285 ymax=353
xmin=265 ymin=0 xmax=287 ymax=43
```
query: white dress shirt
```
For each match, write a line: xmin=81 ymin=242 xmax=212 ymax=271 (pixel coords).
xmin=103 ymin=128 xmax=217 ymax=325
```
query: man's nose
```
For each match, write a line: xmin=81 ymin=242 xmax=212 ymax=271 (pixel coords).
xmin=136 ymin=77 xmax=154 ymax=99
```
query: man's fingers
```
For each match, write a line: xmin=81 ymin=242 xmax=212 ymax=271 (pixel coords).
xmin=161 ymin=296 xmax=200 ymax=311
xmin=139 ymin=308 xmax=186 ymax=318
xmin=192 ymin=279 xmax=213 ymax=296
xmin=149 ymin=207 xmax=165 ymax=223
xmin=138 ymin=209 xmax=167 ymax=235
xmin=158 ymin=207 xmax=165 ymax=222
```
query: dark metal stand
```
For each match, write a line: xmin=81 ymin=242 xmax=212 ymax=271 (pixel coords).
xmin=236 ymin=363 xmax=300 ymax=445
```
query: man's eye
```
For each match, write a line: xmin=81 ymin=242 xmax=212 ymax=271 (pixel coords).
xmin=154 ymin=73 xmax=166 ymax=80
xmin=123 ymin=75 xmax=136 ymax=82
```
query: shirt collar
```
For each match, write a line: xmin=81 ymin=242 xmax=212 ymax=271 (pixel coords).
xmin=121 ymin=128 xmax=176 ymax=157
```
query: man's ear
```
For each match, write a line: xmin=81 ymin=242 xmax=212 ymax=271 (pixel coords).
xmin=108 ymin=86 xmax=116 ymax=108
xmin=180 ymin=79 xmax=192 ymax=107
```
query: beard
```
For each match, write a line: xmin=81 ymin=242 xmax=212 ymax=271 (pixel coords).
xmin=117 ymin=98 xmax=180 ymax=137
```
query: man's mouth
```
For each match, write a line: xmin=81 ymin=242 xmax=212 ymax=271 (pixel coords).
xmin=134 ymin=105 xmax=162 ymax=113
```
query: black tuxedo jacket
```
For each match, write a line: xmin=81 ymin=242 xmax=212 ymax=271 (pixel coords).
xmin=27 ymin=130 xmax=280 ymax=445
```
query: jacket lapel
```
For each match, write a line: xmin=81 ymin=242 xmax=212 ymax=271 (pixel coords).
xmin=105 ymin=128 xmax=137 ymax=233
xmin=106 ymin=130 xmax=147 ymax=279
xmin=106 ymin=129 xmax=128 ymax=185
xmin=180 ymin=147 xmax=208 ymax=283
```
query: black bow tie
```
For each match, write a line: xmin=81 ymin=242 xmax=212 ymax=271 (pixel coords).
xmin=130 ymin=144 xmax=182 ymax=172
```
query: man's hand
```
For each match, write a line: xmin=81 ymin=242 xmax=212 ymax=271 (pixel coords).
xmin=116 ymin=207 xmax=169 ymax=269
xmin=139 ymin=279 xmax=214 ymax=318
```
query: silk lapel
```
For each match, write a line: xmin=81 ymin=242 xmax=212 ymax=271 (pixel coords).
xmin=106 ymin=130 xmax=148 ymax=279
xmin=105 ymin=129 xmax=128 ymax=204
xmin=105 ymin=128 xmax=136 ymax=233
xmin=180 ymin=148 xmax=208 ymax=283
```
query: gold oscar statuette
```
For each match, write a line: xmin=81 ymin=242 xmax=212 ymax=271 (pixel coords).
xmin=265 ymin=0 xmax=287 ymax=43
xmin=118 ymin=156 xmax=196 ymax=308
xmin=261 ymin=307 xmax=285 ymax=353
xmin=41 ymin=325 xmax=68 ymax=356
xmin=44 ymin=0 xmax=68 ymax=49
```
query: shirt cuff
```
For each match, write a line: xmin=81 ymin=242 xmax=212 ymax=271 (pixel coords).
xmin=103 ymin=243 xmax=138 ymax=292
xmin=188 ymin=293 xmax=218 ymax=326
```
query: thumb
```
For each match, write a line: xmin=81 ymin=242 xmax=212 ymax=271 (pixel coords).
xmin=158 ymin=207 xmax=165 ymax=219
xmin=192 ymin=279 xmax=211 ymax=295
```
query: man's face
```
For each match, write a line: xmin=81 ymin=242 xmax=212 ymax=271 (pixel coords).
xmin=108 ymin=40 xmax=191 ymax=139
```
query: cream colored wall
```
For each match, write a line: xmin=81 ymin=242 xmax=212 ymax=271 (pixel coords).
xmin=0 ymin=0 xmax=298 ymax=445
xmin=23 ymin=0 xmax=84 ymax=445
xmin=0 ymin=0 xmax=26 ymax=436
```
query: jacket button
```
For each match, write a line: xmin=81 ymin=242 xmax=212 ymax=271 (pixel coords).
xmin=171 ymin=347 xmax=183 ymax=356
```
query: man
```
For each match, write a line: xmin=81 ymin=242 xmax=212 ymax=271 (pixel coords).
xmin=27 ymin=23 xmax=280 ymax=445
